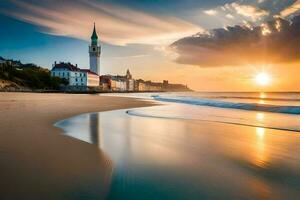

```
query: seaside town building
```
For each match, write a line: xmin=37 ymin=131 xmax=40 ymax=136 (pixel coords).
xmin=100 ymin=69 xmax=134 ymax=91
xmin=126 ymin=69 xmax=135 ymax=91
xmin=51 ymin=62 xmax=99 ymax=87
xmin=135 ymin=79 xmax=146 ymax=91
xmin=135 ymin=80 xmax=162 ymax=91
xmin=111 ymin=76 xmax=127 ymax=91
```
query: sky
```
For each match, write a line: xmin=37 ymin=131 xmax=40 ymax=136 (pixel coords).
xmin=1 ymin=0 xmax=300 ymax=91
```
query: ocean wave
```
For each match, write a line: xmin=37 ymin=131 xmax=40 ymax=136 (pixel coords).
xmin=126 ymin=110 xmax=300 ymax=132
xmin=152 ymin=95 xmax=300 ymax=115
xmin=207 ymin=96 xmax=300 ymax=101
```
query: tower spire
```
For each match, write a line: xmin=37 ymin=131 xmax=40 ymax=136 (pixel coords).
xmin=91 ymin=22 xmax=98 ymax=45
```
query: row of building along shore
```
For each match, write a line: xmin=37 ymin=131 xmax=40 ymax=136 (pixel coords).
xmin=51 ymin=61 xmax=189 ymax=92
xmin=50 ymin=24 xmax=190 ymax=92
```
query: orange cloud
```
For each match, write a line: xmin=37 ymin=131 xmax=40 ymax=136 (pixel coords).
xmin=6 ymin=0 xmax=201 ymax=46
xmin=280 ymin=0 xmax=300 ymax=17
xmin=229 ymin=3 xmax=269 ymax=21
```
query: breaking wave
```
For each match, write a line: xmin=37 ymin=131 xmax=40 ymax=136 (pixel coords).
xmin=152 ymin=95 xmax=300 ymax=115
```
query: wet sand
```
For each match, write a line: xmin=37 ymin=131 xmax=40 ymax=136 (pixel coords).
xmin=57 ymin=104 xmax=300 ymax=200
xmin=0 ymin=92 xmax=155 ymax=200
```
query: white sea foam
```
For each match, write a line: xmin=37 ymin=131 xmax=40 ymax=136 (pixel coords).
xmin=152 ymin=95 xmax=300 ymax=115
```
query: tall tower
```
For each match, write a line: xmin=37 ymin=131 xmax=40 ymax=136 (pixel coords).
xmin=89 ymin=23 xmax=101 ymax=75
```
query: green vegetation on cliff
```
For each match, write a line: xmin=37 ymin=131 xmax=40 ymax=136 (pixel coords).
xmin=0 ymin=57 xmax=67 ymax=90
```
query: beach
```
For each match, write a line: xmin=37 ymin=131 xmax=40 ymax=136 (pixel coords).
xmin=1 ymin=92 xmax=300 ymax=200
xmin=0 ymin=92 xmax=155 ymax=199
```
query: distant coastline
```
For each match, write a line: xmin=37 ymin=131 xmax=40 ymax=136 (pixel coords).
xmin=0 ymin=89 xmax=191 ymax=94
xmin=0 ymin=56 xmax=192 ymax=93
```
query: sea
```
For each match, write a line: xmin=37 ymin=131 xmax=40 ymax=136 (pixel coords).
xmin=55 ymin=92 xmax=300 ymax=200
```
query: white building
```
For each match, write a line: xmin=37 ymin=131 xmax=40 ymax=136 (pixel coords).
xmin=100 ymin=69 xmax=135 ymax=91
xmin=89 ymin=23 xmax=101 ymax=75
xmin=51 ymin=62 xmax=99 ymax=87
xmin=127 ymin=79 xmax=135 ymax=91
xmin=111 ymin=76 xmax=127 ymax=91
xmin=125 ymin=69 xmax=134 ymax=91
xmin=80 ymin=69 xmax=100 ymax=86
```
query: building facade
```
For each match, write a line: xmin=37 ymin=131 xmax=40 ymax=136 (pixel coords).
xmin=112 ymin=77 xmax=127 ymax=91
xmin=89 ymin=23 xmax=101 ymax=75
xmin=100 ymin=69 xmax=135 ymax=91
xmin=51 ymin=62 xmax=99 ymax=87
xmin=80 ymin=69 xmax=100 ymax=87
xmin=125 ymin=69 xmax=134 ymax=91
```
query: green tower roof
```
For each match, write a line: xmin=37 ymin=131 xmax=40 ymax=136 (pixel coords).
xmin=91 ymin=23 xmax=98 ymax=40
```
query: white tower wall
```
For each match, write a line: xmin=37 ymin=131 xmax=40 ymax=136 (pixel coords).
xmin=89 ymin=24 xmax=101 ymax=75
xmin=90 ymin=46 xmax=100 ymax=75
xmin=89 ymin=46 xmax=101 ymax=75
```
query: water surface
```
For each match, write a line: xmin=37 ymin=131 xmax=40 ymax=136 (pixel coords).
xmin=56 ymin=94 xmax=300 ymax=199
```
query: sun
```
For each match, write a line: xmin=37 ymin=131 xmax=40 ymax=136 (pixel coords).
xmin=255 ymin=72 xmax=271 ymax=86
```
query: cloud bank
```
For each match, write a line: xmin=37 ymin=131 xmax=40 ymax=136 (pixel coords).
xmin=171 ymin=15 xmax=300 ymax=67
xmin=226 ymin=2 xmax=269 ymax=21
xmin=203 ymin=2 xmax=270 ymax=23
xmin=5 ymin=0 xmax=201 ymax=46
xmin=280 ymin=0 xmax=300 ymax=17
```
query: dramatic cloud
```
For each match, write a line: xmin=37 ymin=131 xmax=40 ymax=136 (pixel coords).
xmin=280 ymin=0 xmax=300 ymax=17
xmin=223 ymin=2 xmax=269 ymax=21
xmin=4 ymin=0 xmax=201 ymax=45
xmin=230 ymin=3 xmax=269 ymax=20
xmin=198 ymin=1 xmax=270 ymax=29
xmin=171 ymin=15 xmax=300 ymax=67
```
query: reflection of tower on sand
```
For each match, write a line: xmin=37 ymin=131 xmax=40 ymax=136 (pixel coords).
xmin=89 ymin=113 xmax=100 ymax=145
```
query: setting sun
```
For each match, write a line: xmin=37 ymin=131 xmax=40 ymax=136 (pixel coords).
xmin=255 ymin=72 xmax=271 ymax=86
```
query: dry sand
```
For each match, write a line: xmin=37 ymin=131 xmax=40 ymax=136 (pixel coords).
xmin=0 ymin=92 xmax=155 ymax=200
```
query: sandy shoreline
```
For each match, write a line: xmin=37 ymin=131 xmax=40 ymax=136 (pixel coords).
xmin=0 ymin=92 xmax=155 ymax=200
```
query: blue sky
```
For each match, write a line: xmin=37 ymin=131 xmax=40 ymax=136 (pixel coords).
xmin=1 ymin=0 xmax=300 ymax=91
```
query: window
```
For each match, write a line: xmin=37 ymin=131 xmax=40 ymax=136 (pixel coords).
xmin=62 ymin=72 xmax=64 ymax=76
xmin=93 ymin=47 xmax=96 ymax=51
xmin=81 ymin=78 xmax=83 ymax=82
xmin=76 ymin=78 xmax=78 ymax=82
